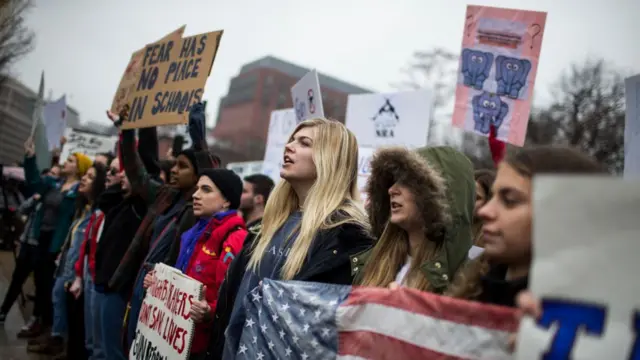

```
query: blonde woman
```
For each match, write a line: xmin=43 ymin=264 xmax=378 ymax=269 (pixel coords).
xmin=354 ymin=146 xmax=475 ymax=293
xmin=219 ymin=118 xmax=373 ymax=359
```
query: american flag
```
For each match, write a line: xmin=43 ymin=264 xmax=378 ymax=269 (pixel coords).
xmin=235 ymin=279 xmax=518 ymax=360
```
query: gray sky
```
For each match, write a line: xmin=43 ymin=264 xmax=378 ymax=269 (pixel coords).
xmin=13 ymin=0 xmax=640 ymax=128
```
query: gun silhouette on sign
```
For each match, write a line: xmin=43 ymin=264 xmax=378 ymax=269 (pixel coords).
xmin=371 ymin=98 xmax=400 ymax=138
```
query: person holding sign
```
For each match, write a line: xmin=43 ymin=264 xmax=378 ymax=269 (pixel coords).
xmin=352 ymin=146 xmax=474 ymax=293
xmin=221 ymin=118 xmax=374 ymax=359
xmin=446 ymin=146 xmax=606 ymax=307
xmin=104 ymin=103 xmax=220 ymax=352
xmin=143 ymin=168 xmax=247 ymax=359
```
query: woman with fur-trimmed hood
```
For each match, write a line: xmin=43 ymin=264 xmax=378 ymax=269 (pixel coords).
xmin=353 ymin=146 xmax=475 ymax=293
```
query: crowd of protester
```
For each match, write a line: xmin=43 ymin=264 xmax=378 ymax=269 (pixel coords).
xmin=0 ymin=101 xmax=607 ymax=359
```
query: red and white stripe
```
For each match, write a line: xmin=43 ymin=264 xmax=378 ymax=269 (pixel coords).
xmin=336 ymin=287 xmax=518 ymax=360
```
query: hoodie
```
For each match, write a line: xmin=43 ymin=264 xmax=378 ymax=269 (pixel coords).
xmin=351 ymin=146 xmax=475 ymax=292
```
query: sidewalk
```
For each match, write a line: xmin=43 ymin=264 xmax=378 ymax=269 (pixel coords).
xmin=0 ymin=250 xmax=45 ymax=360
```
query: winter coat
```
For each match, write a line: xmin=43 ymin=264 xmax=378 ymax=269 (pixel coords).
xmin=351 ymin=146 xmax=475 ymax=293
xmin=181 ymin=213 xmax=247 ymax=354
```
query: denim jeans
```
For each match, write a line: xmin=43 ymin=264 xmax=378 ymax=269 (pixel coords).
xmin=95 ymin=290 xmax=127 ymax=360
xmin=51 ymin=276 xmax=72 ymax=337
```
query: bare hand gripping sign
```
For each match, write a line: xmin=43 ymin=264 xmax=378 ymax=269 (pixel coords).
xmin=112 ymin=26 xmax=223 ymax=129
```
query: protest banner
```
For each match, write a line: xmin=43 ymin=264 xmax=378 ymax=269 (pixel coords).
xmin=291 ymin=69 xmax=324 ymax=123
xmin=517 ymin=176 xmax=640 ymax=359
xmin=624 ymin=74 xmax=640 ymax=178
xmin=58 ymin=128 xmax=118 ymax=165
xmin=345 ymin=89 xmax=432 ymax=149
xmin=262 ymin=108 xmax=297 ymax=183
xmin=118 ymin=26 xmax=224 ymax=129
xmin=451 ymin=6 xmax=547 ymax=146
xmin=129 ymin=263 xmax=203 ymax=360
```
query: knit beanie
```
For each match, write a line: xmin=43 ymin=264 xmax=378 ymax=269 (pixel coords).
xmin=73 ymin=153 xmax=93 ymax=177
xmin=178 ymin=148 xmax=198 ymax=174
xmin=199 ymin=169 xmax=243 ymax=210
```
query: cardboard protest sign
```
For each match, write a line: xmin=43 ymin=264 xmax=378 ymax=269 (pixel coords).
xmin=624 ymin=74 xmax=640 ymax=178
xmin=291 ymin=69 xmax=324 ymax=123
xmin=58 ymin=128 xmax=118 ymax=165
xmin=517 ymin=176 xmax=640 ymax=359
xmin=345 ymin=89 xmax=432 ymax=149
xmin=119 ymin=26 xmax=224 ymax=129
xmin=129 ymin=263 xmax=203 ymax=360
xmin=451 ymin=6 xmax=547 ymax=146
xmin=262 ymin=108 xmax=297 ymax=183
xmin=111 ymin=26 xmax=186 ymax=115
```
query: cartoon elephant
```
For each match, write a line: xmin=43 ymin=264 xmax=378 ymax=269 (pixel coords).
xmin=461 ymin=49 xmax=494 ymax=90
xmin=471 ymin=92 xmax=509 ymax=135
xmin=495 ymin=56 xmax=532 ymax=99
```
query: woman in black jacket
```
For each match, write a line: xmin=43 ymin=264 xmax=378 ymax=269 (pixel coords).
xmin=218 ymin=118 xmax=373 ymax=360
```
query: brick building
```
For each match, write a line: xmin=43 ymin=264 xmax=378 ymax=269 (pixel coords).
xmin=211 ymin=56 xmax=372 ymax=163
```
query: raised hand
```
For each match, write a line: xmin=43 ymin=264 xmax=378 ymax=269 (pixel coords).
xmin=24 ymin=137 xmax=35 ymax=157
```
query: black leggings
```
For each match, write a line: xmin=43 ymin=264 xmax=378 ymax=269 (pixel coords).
xmin=32 ymin=231 xmax=56 ymax=325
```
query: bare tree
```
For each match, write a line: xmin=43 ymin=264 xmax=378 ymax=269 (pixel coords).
xmin=0 ymin=0 xmax=35 ymax=82
xmin=527 ymin=59 xmax=626 ymax=173
xmin=394 ymin=48 xmax=463 ymax=146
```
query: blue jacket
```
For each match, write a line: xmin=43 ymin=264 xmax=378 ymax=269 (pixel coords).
xmin=56 ymin=208 xmax=93 ymax=280
xmin=23 ymin=155 xmax=79 ymax=253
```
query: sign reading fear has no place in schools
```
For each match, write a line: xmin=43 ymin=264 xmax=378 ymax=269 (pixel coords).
xmin=112 ymin=25 xmax=223 ymax=129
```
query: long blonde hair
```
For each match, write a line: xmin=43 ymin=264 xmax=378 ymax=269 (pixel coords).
xmin=358 ymin=208 xmax=440 ymax=292
xmin=247 ymin=118 xmax=370 ymax=280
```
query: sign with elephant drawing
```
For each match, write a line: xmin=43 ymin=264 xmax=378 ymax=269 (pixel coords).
xmin=451 ymin=5 xmax=547 ymax=146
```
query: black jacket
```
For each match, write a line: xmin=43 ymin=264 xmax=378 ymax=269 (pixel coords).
xmin=477 ymin=264 xmax=529 ymax=308
xmin=207 ymin=218 xmax=374 ymax=359
xmin=94 ymin=192 xmax=147 ymax=293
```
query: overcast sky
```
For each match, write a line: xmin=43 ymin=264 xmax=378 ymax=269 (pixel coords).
xmin=13 ymin=0 xmax=640 ymax=128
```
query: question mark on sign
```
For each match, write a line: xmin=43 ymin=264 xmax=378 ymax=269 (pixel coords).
xmin=530 ymin=24 xmax=541 ymax=49
xmin=465 ymin=14 xmax=474 ymax=38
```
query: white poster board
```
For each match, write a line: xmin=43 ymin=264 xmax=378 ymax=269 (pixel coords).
xmin=59 ymin=129 xmax=118 ymax=165
xmin=345 ymin=89 xmax=433 ymax=149
xmin=624 ymin=74 xmax=640 ymax=178
xmin=262 ymin=108 xmax=297 ymax=183
xmin=357 ymin=147 xmax=375 ymax=202
xmin=129 ymin=263 xmax=203 ymax=360
xmin=43 ymin=95 xmax=68 ymax=151
xmin=291 ymin=69 xmax=324 ymax=123
xmin=516 ymin=176 xmax=640 ymax=360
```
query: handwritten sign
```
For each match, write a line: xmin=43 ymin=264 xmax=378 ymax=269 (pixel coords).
xmin=291 ymin=69 xmax=324 ymax=123
xmin=517 ymin=176 xmax=640 ymax=359
xmin=58 ymin=129 xmax=118 ymax=165
xmin=262 ymin=108 xmax=297 ymax=183
xmin=451 ymin=5 xmax=547 ymax=146
xmin=624 ymin=74 xmax=640 ymax=178
xmin=130 ymin=263 xmax=203 ymax=360
xmin=117 ymin=26 xmax=224 ymax=129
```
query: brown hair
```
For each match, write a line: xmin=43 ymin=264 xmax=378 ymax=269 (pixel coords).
xmin=474 ymin=169 xmax=495 ymax=203
xmin=447 ymin=146 xmax=607 ymax=300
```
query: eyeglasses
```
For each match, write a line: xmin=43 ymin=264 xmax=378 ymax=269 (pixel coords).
xmin=109 ymin=168 xmax=120 ymax=176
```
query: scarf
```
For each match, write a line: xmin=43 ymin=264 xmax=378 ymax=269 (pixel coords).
xmin=175 ymin=210 xmax=238 ymax=273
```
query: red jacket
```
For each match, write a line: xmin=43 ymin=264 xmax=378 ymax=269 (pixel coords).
xmin=185 ymin=213 xmax=247 ymax=354
xmin=75 ymin=210 xmax=105 ymax=280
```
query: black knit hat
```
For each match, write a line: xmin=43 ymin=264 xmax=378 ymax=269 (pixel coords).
xmin=178 ymin=148 xmax=198 ymax=174
xmin=199 ymin=169 xmax=243 ymax=210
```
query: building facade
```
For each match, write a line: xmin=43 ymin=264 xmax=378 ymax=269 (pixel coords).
xmin=211 ymin=56 xmax=372 ymax=162
xmin=0 ymin=77 xmax=80 ymax=165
